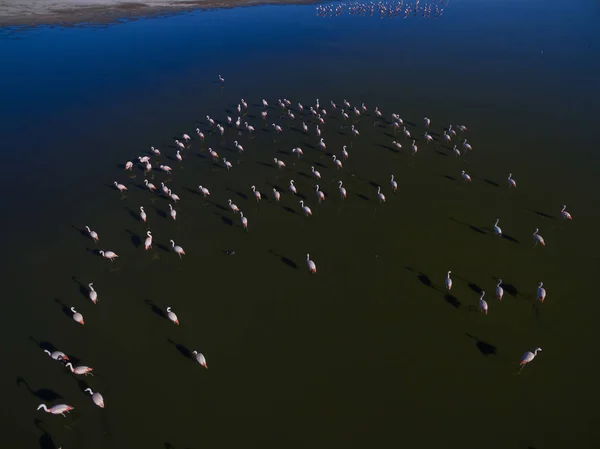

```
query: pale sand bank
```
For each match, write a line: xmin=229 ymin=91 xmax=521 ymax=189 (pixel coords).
xmin=0 ymin=0 xmax=319 ymax=27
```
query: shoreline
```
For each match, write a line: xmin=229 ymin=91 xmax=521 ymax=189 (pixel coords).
xmin=0 ymin=0 xmax=323 ymax=28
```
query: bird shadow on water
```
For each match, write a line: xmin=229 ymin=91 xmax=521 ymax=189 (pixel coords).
xmin=218 ymin=214 xmax=233 ymax=226
xmin=449 ymin=217 xmax=486 ymax=235
xmin=144 ymin=299 xmax=166 ymax=319
xmin=268 ymin=250 xmax=298 ymax=269
xmin=125 ymin=229 xmax=142 ymax=248
xmin=465 ymin=333 xmax=497 ymax=356
xmin=71 ymin=225 xmax=91 ymax=240
xmin=280 ymin=205 xmax=297 ymax=215
xmin=444 ymin=293 xmax=461 ymax=309
xmin=501 ymin=233 xmax=520 ymax=244
xmin=156 ymin=243 xmax=170 ymax=252
xmin=125 ymin=207 xmax=140 ymax=222
xmin=167 ymin=338 xmax=192 ymax=360
xmin=404 ymin=266 xmax=436 ymax=290
xmin=34 ymin=419 xmax=58 ymax=449
xmin=484 ymin=179 xmax=500 ymax=187
xmin=53 ymin=298 xmax=72 ymax=320
xmin=17 ymin=377 xmax=62 ymax=401
xmin=524 ymin=208 xmax=555 ymax=220
xmin=71 ymin=276 xmax=89 ymax=299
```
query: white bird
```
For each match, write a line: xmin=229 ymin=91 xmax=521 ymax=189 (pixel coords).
xmin=560 ymin=205 xmax=572 ymax=220
xmin=169 ymin=240 xmax=184 ymax=259
xmin=125 ymin=161 xmax=133 ymax=170
xmin=463 ymin=139 xmax=472 ymax=151
xmin=196 ymin=128 xmax=205 ymax=140
xmin=169 ymin=204 xmax=177 ymax=221
xmin=332 ymin=155 xmax=342 ymax=169
xmin=218 ymin=74 xmax=224 ymax=83
xmin=411 ymin=140 xmax=418 ymax=155
xmin=338 ymin=181 xmax=347 ymax=199
xmin=161 ymin=182 xmax=169 ymax=195
xmin=318 ymin=138 xmax=326 ymax=150
xmin=292 ymin=147 xmax=304 ymax=158
xmin=85 ymin=226 xmax=99 ymax=242
xmin=448 ymin=125 xmax=456 ymax=136
xmin=302 ymin=122 xmax=308 ymax=133
xmin=261 ymin=111 xmax=268 ymax=120
xmin=537 ymin=282 xmax=546 ymax=303
xmin=144 ymin=179 xmax=156 ymax=191
xmin=508 ymin=173 xmax=517 ymax=188
xmin=496 ymin=279 xmax=504 ymax=300
xmin=458 ymin=125 xmax=468 ymax=132
xmin=175 ymin=140 xmax=185 ymax=150
xmin=519 ymin=348 xmax=542 ymax=372
xmin=206 ymin=115 xmax=215 ymax=126
xmin=166 ymin=306 xmax=179 ymax=324
xmin=461 ymin=170 xmax=472 ymax=182
xmin=140 ymin=206 xmax=147 ymax=223
xmin=208 ymin=148 xmax=219 ymax=160
xmin=84 ymin=388 xmax=105 ymax=408
xmin=375 ymin=106 xmax=382 ymax=117
xmin=392 ymin=141 xmax=402 ymax=150
xmin=377 ymin=186 xmax=386 ymax=203
xmin=240 ymin=212 xmax=248 ymax=230
xmin=272 ymin=123 xmax=283 ymax=133
xmin=311 ymin=166 xmax=321 ymax=179
xmin=182 ymin=133 xmax=191 ymax=142
xmin=144 ymin=231 xmax=152 ymax=250
xmin=533 ymin=228 xmax=545 ymax=247
xmin=315 ymin=185 xmax=325 ymax=203
xmin=114 ymin=182 xmax=127 ymax=192
xmin=403 ymin=127 xmax=411 ymax=138
xmin=234 ymin=141 xmax=244 ymax=153
xmin=445 ymin=271 xmax=452 ymax=290
xmin=198 ymin=185 xmax=211 ymax=197
xmin=223 ymin=158 xmax=233 ymax=170
xmin=351 ymin=125 xmax=359 ymax=137
xmin=262 ymin=99 xmax=269 ymax=108
xmin=37 ymin=404 xmax=74 ymax=417
xmin=168 ymin=189 xmax=180 ymax=203
xmin=299 ymin=200 xmax=312 ymax=216
xmin=228 ymin=199 xmax=239 ymax=214
xmin=44 ymin=350 xmax=69 ymax=361
xmin=289 ymin=180 xmax=297 ymax=195
xmin=341 ymin=145 xmax=349 ymax=160
xmin=479 ymin=291 xmax=488 ymax=315
xmin=273 ymin=158 xmax=286 ymax=169
xmin=88 ymin=283 xmax=98 ymax=304
xmin=452 ymin=145 xmax=461 ymax=158
xmin=139 ymin=156 xmax=150 ymax=163
xmin=70 ymin=307 xmax=84 ymax=325
xmin=272 ymin=188 xmax=281 ymax=202
xmin=192 ymin=351 xmax=207 ymax=368
xmin=493 ymin=218 xmax=502 ymax=236
xmin=159 ymin=165 xmax=172 ymax=173
xmin=390 ymin=175 xmax=398 ymax=192
xmin=245 ymin=122 xmax=255 ymax=133
xmin=176 ymin=150 xmax=183 ymax=162
xmin=65 ymin=362 xmax=93 ymax=375
xmin=306 ymin=253 xmax=317 ymax=274
xmin=424 ymin=132 xmax=433 ymax=143
xmin=251 ymin=185 xmax=262 ymax=202
xmin=99 ymin=250 xmax=118 ymax=261
xmin=443 ymin=131 xmax=451 ymax=143
xmin=424 ymin=117 xmax=431 ymax=127
xmin=151 ymin=146 xmax=161 ymax=155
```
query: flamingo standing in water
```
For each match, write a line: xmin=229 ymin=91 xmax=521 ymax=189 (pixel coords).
xmin=519 ymin=348 xmax=542 ymax=372
xmin=341 ymin=145 xmax=349 ymax=160
xmin=85 ymin=388 xmax=105 ymax=408
xmin=292 ymin=147 xmax=304 ymax=158
xmin=391 ymin=175 xmax=398 ymax=192
xmin=192 ymin=351 xmax=208 ymax=368
xmin=198 ymin=185 xmax=211 ymax=197
xmin=560 ymin=205 xmax=572 ymax=220
xmin=85 ymin=226 xmax=99 ymax=242
xmin=168 ymin=189 xmax=180 ymax=203
xmin=99 ymin=250 xmax=118 ymax=261
xmin=251 ymin=186 xmax=262 ymax=202
xmin=311 ymin=166 xmax=321 ymax=179
xmin=332 ymin=155 xmax=342 ymax=169
xmin=169 ymin=204 xmax=177 ymax=221
xmin=424 ymin=117 xmax=430 ymax=127
xmin=88 ymin=283 xmax=98 ymax=304
xmin=338 ymin=181 xmax=347 ymax=199
xmin=44 ymin=349 xmax=68 ymax=361
xmin=315 ymin=185 xmax=325 ymax=203
xmin=411 ymin=140 xmax=418 ymax=155
xmin=299 ymin=201 xmax=312 ymax=216
xmin=377 ymin=186 xmax=386 ymax=203
xmin=240 ymin=212 xmax=248 ymax=230
xmin=493 ymin=218 xmax=502 ymax=236
xmin=70 ymin=307 xmax=84 ymax=325
xmin=445 ymin=271 xmax=452 ymax=290
xmin=392 ymin=141 xmax=402 ymax=150
xmin=223 ymin=158 xmax=233 ymax=170
xmin=144 ymin=231 xmax=152 ymax=250
xmin=114 ymin=182 xmax=127 ymax=192
xmin=65 ymin=362 xmax=93 ymax=375
xmin=175 ymin=140 xmax=185 ymax=150
xmin=273 ymin=188 xmax=281 ymax=202
xmin=196 ymin=128 xmax=205 ymax=140
xmin=306 ymin=254 xmax=317 ymax=274
xmin=496 ymin=279 xmax=504 ymax=300
xmin=536 ymin=282 xmax=546 ymax=303
xmin=479 ymin=291 xmax=488 ymax=315
xmin=533 ymin=228 xmax=545 ymax=247
xmin=508 ymin=173 xmax=517 ymax=188
xmin=144 ymin=179 xmax=156 ymax=191
xmin=125 ymin=161 xmax=133 ymax=170
xmin=273 ymin=158 xmax=286 ymax=169
xmin=461 ymin=170 xmax=472 ymax=182
xmin=463 ymin=139 xmax=472 ymax=151
xmin=228 ymin=199 xmax=240 ymax=214
xmin=37 ymin=404 xmax=74 ymax=417
xmin=289 ymin=180 xmax=297 ymax=195
xmin=140 ymin=206 xmax=147 ymax=223
xmin=176 ymin=151 xmax=182 ymax=162
xmin=166 ymin=307 xmax=179 ymax=325
xmin=170 ymin=240 xmax=185 ymax=259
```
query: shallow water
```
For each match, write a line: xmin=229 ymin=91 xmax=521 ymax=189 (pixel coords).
xmin=2 ymin=1 xmax=600 ymax=448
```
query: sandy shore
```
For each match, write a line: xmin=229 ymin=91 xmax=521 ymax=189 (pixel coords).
xmin=0 ymin=0 xmax=320 ymax=27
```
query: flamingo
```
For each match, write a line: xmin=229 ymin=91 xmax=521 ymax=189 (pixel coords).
xmin=560 ymin=205 xmax=572 ymax=220
xmin=166 ymin=306 xmax=179 ymax=324
xmin=479 ymin=291 xmax=488 ymax=315
xmin=311 ymin=166 xmax=321 ymax=179
xmin=144 ymin=231 xmax=152 ymax=250
xmin=144 ymin=160 xmax=152 ymax=172
xmin=299 ymin=200 xmax=312 ymax=216
xmin=332 ymin=155 xmax=342 ymax=169
xmin=448 ymin=125 xmax=456 ymax=136
xmin=218 ymin=124 xmax=225 ymax=136
xmin=198 ymin=185 xmax=211 ymax=197
xmin=99 ymin=250 xmax=118 ymax=261
xmin=208 ymin=148 xmax=219 ymax=160
xmin=341 ymin=145 xmax=349 ymax=160
xmin=241 ymin=98 xmax=248 ymax=108
xmin=411 ymin=140 xmax=418 ymax=155
xmin=245 ymin=122 xmax=255 ymax=133
xmin=458 ymin=125 xmax=468 ymax=132
xmin=496 ymin=279 xmax=504 ymax=300
xmin=353 ymin=107 xmax=361 ymax=117
xmin=377 ymin=186 xmax=386 ymax=203
xmin=170 ymin=240 xmax=185 ymax=259
xmin=161 ymin=182 xmax=169 ymax=195
xmin=175 ymin=140 xmax=185 ymax=150
xmin=261 ymin=111 xmax=268 ymax=120
xmin=234 ymin=141 xmax=244 ymax=153
xmin=493 ymin=218 xmax=502 ymax=236
xmin=452 ymin=145 xmax=461 ymax=158
xmin=44 ymin=349 xmax=68 ymax=361
xmin=125 ymin=161 xmax=133 ymax=170
xmin=361 ymin=102 xmax=367 ymax=112
xmin=392 ymin=141 xmax=402 ymax=150
xmin=182 ymin=133 xmax=191 ymax=142
xmin=151 ymin=146 xmax=161 ymax=155
xmin=218 ymin=74 xmax=224 ymax=83
xmin=318 ymin=138 xmax=326 ymax=150
xmin=192 ymin=351 xmax=208 ymax=368
xmin=289 ymin=180 xmax=297 ymax=194
xmin=292 ymin=147 xmax=304 ymax=158
xmin=537 ymin=282 xmax=546 ymax=303
xmin=375 ymin=106 xmax=382 ymax=117
xmin=424 ymin=117 xmax=430 ymax=127
xmin=424 ymin=132 xmax=433 ymax=143
xmin=65 ymin=362 xmax=93 ymax=375
xmin=315 ymin=185 xmax=325 ymax=203
xmin=262 ymin=99 xmax=269 ymax=107
xmin=338 ymin=181 xmax=347 ymax=199
xmin=223 ymin=158 xmax=233 ymax=170
xmin=391 ymin=175 xmax=398 ymax=192
xmin=240 ymin=212 xmax=248 ymax=230
xmin=168 ymin=189 xmax=180 ymax=203
xmin=88 ymin=283 xmax=98 ymax=304
xmin=70 ymin=307 xmax=84 ymax=325
xmin=273 ymin=188 xmax=281 ymax=202
xmin=114 ymin=182 xmax=127 ymax=192
xmin=169 ymin=204 xmax=177 ymax=221
xmin=159 ymin=165 xmax=172 ymax=174
xmin=533 ymin=228 xmax=545 ymax=247
xmin=461 ymin=170 xmax=472 ymax=182
xmin=306 ymin=254 xmax=317 ymax=274
xmin=445 ymin=271 xmax=452 ymax=290
xmin=508 ymin=173 xmax=517 ymax=188
xmin=139 ymin=156 xmax=150 ymax=163
xmin=84 ymin=388 xmax=104 ymax=408
xmin=251 ymin=186 xmax=261 ymax=202
xmin=144 ymin=180 xmax=157 ymax=194
xmin=272 ymin=123 xmax=283 ymax=133
xmin=37 ymin=404 xmax=74 ymax=417
xmin=196 ymin=129 xmax=205 ymax=140
xmin=463 ymin=139 xmax=472 ymax=151
xmin=316 ymin=125 xmax=321 ymax=137
xmin=228 ymin=199 xmax=240 ymax=213
xmin=206 ymin=115 xmax=215 ymax=126
xmin=140 ymin=206 xmax=147 ymax=223
xmin=443 ymin=131 xmax=451 ymax=143
xmin=343 ymin=99 xmax=351 ymax=108
xmin=519 ymin=348 xmax=542 ymax=372
xmin=403 ymin=127 xmax=411 ymax=138
xmin=273 ymin=158 xmax=286 ymax=169
xmin=176 ymin=150 xmax=182 ymax=162
xmin=288 ymin=110 xmax=295 ymax=120
xmin=85 ymin=226 xmax=98 ymax=242
xmin=302 ymin=122 xmax=308 ymax=133
xmin=351 ymin=125 xmax=359 ymax=137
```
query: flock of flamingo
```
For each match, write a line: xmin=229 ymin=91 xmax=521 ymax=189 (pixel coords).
xmin=316 ymin=0 xmax=447 ymax=19
xmin=35 ymin=78 xmax=573 ymax=426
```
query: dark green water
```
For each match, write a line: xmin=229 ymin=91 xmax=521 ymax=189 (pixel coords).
xmin=1 ymin=1 xmax=600 ymax=448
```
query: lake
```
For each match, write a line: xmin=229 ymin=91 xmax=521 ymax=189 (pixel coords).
xmin=1 ymin=1 xmax=600 ymax=448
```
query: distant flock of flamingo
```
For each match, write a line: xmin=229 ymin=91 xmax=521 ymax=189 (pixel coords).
xmin=316 ymin=0 xmax=447 ymax=19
